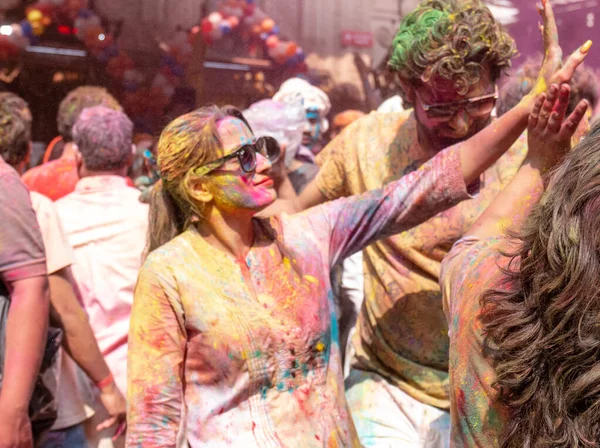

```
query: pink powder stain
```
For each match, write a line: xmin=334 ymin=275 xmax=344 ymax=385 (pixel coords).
xmin=215 ymin=117 xmax=253 ymax=155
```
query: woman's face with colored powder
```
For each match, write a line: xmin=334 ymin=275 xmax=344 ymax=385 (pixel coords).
xmin=202 ymin=117 xmax=276 ymax=214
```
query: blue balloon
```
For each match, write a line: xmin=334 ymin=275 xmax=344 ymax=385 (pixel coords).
xmin=96 ymin=50 xmax=110 ymax=63
xmin=246 ymin=0 xmax=256 ymax=4
xmin=170 ymin=64 xmax=185 ymax=78
xmin=161 ymin=54 xmax=178 ymax=68
xmin=78 ymin=9 xmax=93 ymax=19
xmin=220 ymin=23 xmax=232 ymax=35
xmin=124 ymin=81 xmax=139 ymax=92
xmin=260 ymin=32 xmax=268 ymax=40
xmin=106 ymin=44 xmax=119 ymax=58
xmin=271 ymin=25 xmax=280 ymax=35
xmin=20 ymin=20 xmax=33 ymax=39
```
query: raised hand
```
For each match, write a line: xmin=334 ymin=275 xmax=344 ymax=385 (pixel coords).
xmin=526 ymin=83 xmax=589 ymax=171
xmin=526 ymin=0 xmax=592 ymax=102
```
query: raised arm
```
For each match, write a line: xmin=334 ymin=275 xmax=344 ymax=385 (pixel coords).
xmin=467 ymin=85 xmax=589 ymax=239
xmin=126 ymin=259 xmax=186 ymax=448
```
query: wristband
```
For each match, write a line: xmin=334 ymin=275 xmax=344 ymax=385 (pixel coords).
xmin=96 ymin=373 xmax=114 ymax=390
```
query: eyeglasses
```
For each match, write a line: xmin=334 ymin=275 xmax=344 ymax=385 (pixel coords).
xmin=193 ymin=136 xmax=281 ymax=177
xmin=419 ymin=86 xmax=498 ymax=120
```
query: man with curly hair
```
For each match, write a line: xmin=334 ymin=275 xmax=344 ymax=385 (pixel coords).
xmin=266 ymin=0 xmax=532 ymax=445
xmin=22 ymin=86 xmax=122 ymax=201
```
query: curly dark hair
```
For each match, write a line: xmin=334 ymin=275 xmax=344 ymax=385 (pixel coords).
xmin=389 ymin=0 xmax=516 ymax=95
xmin=57 ymin=86 xmax=122 ymax=142
xmin=0 ymin=92 xmax=32 ymax=166
xmin=481 ymin=120 xmax=600 ymax=447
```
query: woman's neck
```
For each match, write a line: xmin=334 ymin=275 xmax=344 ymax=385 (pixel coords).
xmin=195 ymin=208 xmax=255 ymax=261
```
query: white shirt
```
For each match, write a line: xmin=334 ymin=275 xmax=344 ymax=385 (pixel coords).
xmin=56 ymin=176 xmax=148 ymax=394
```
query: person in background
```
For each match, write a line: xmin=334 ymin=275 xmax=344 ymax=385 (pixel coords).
xmin=497 ymin=55 xmax=598 ymax=144
xmin=273 ymin=77 xmax=331 ymax=193
xmin=130 ymin=134 xmax=160 ymax=204
xmin=497 ymin=57 xmax=598 ymax=118
xmin=125 ymin=94 xmax=543 ymax=446
xmin=56 ymin=106 xmax=147 ymax=448
xmin=441 ymin=84 xmax=594 ymax=446
xmin=330 ymin=110 xmax=365 ymax=140
xmin=22 ymin=86 xmax=122 ymax=201
xmin=0 ymin=92 xmax=127 ymax=448
xmin=0 ymin=144 xmax=50 ymax=446
xmin=265 ymin=0 xmax=587 ymax=445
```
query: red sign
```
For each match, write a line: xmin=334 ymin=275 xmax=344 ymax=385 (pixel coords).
xmin=341 ymin=30 xmax=374 ymax=48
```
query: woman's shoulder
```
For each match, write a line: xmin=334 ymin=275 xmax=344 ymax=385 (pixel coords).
xmin=143 ymin=230 xmax=196 ymax=268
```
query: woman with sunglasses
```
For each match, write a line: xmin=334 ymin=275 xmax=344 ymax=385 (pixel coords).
xmin=125 ymin=103 xmax=547 ymax=447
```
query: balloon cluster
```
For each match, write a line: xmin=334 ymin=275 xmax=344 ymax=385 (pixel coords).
xmin=1 ymin=0 xmax=307 ymax=127
xmin=0 ymin=0 xmax=194 ymax=127
xmin=199 ymin=0 xmax=305 ymax=68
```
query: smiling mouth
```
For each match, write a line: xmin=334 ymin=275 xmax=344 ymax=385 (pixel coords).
xmin=254 ymin=178 xmax=274 ymax=188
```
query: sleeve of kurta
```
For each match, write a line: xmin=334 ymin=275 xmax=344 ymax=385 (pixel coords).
xmin=304 ymin=146 xmax=479 ymax=268
xmin=126 ymin=255 xmax=187 ymax=447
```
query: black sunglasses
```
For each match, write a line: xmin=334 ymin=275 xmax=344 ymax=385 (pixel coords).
xmin=194 ymin=136 xmax=281 ymax=176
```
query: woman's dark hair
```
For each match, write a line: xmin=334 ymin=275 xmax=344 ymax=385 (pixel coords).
xmin=481 ymin=120 xmax=600 ymax=447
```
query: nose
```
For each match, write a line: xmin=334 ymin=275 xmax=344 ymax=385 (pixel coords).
xmin=255 ymin=152 xmax=272 ymax=174
xmin=447 ymin=108 xmax=472 ymax=137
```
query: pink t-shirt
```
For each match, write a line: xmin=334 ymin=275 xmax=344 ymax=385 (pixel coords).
xmin=56 ymin=176 xmax=148 ymax=394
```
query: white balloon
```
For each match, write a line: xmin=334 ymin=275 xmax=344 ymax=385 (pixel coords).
xmin=208 ymin=12 xmax=223 ymax=27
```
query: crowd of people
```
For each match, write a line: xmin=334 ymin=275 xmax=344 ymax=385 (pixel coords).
xmin=1 ymin=0 xmax=599 ymax=447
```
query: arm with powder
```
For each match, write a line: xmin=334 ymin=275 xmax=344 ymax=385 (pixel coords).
xmin=48 ymin=268 xmax=126 ymax=433
xmin=126 ymin=260 xmax=186 ymax=448
xmin=34 ymin=193 xmax=127 ymax=434
xmin=303 ymin=76 xmax=566 ymax=267
xmin=0 ymin=173 xmax=49 ymax=448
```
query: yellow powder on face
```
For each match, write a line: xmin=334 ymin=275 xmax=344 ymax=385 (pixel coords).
xmin=304 ymin=275 xmax=319 ymax=285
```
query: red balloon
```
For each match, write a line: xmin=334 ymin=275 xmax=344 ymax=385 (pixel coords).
xmin=266 ymin=35 xmax=279 ymax=49
xmin=285 ymin=42 xmax=298 ymax=57
xmin=201 ymin=19 xmax=213 ymax=33
xmin=228 ymin=16 xmax=240 ymax=28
